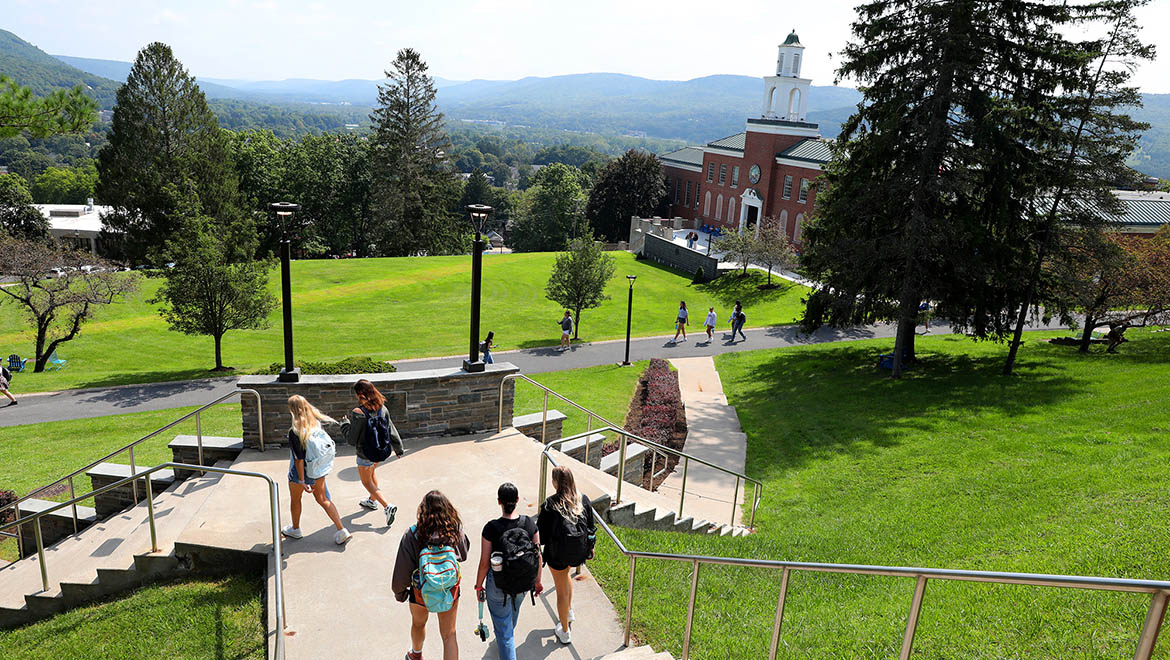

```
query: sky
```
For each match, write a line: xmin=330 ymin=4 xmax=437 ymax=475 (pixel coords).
xmin=5 ymin=0 xmax=1170 ymax=92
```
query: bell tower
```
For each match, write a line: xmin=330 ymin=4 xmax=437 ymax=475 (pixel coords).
xmin=761 ymin=30 xmax=811 ymax=121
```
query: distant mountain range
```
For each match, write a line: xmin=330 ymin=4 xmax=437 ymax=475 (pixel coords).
xmin=3 ymin=28 xmax=1169 ymax=178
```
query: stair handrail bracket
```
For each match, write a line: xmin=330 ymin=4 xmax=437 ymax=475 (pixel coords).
xmin=0 ymin=389 xmax=264 ymax=535
xmin=0 ymin=462 xmax=288 ymax=659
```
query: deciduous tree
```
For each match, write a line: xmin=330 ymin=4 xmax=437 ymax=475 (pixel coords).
xmin=585 ymin=149 xmax=665 ymax=242
xmin=754 ymin=217 xmax=797 ymax=287
xmin=715 ymin=231 xmax=758 ymax=278
xmin=0 ymin=173 xmax=48 ymax=239
xmin=545 ymin=233 xmax=615 ymax=339
xmin=509 ymin=163 xmax=587 ymax=252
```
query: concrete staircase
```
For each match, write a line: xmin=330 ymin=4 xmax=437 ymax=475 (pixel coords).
xmin=601 ymin=646 xmax=676 ymax=659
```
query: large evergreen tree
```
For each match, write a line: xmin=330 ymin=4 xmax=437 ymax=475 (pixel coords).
xmin=585 ymin=149 xmax=664 ymax=242
xmin=96 ymin=42 xmax=243 ymax=265
xmin=369 ymin=49 xmax=464 ymax=256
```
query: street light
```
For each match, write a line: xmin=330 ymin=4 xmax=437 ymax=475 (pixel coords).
xmin=269 ymin=201 xmax=300 ymax=383
xmin=463 ymin=204 xmax=493 ymax=373
xmin=621 ymin=275 xmax=637 ymax=366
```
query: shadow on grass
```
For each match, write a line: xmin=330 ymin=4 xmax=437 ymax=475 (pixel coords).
xmin=69 ymin=369 xmax=235 ymax=393
xmin=696 ymin=271 xmax=798 ymax=308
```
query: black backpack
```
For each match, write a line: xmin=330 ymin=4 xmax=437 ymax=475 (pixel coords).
xmin=495 ymin=519 xmax=539 ymax=596
xmin=1 ymin=366 xmax=10 ymax=382
xmin=362 ymin=409 xmax=395 ymax=463
xmin=556 ymin=506 xmax=595 ymax=567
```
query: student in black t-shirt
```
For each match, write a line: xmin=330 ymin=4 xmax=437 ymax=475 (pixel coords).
xmin=537 ymin=466 xmax=595 ymax=646
xmin=474 ymin=483 xmax=542 ymax=660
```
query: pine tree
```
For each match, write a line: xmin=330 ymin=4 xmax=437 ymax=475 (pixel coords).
xmin=369 ymin=49 xmax=464 ymax=256
xmin=585 ymin=149 xmax=665 ymax=242
xmin=96 ymin=42 xmax=243 ymax=265
xmin=0 ymin=75 xmax=96 ymax=139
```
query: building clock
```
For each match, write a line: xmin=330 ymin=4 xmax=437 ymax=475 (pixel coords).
xmin=748 ymin=164 xmax=761 ymax=184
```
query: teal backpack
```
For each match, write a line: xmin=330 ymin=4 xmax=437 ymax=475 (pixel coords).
xmin=411 ymin=524 xmax=461 ymax=612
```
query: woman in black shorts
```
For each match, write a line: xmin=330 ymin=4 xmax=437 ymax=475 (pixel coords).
xmin=537 ymin=466 xmax=595 ymax=645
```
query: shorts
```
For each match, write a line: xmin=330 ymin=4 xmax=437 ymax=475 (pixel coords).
xmin=409 ymin=583 xmax=461 ymax=607
xmin=706 ymin=325 xmax=715 ymax=332
xmin=356 ymin=453 xmax=377 ymax=468
xmin=562 ymin=330 xmax=571 ymax=338
xmin=287 ymin=456 xmax=332 ymax=499
xmin=677 ymin=317 xmax=687 ymax=325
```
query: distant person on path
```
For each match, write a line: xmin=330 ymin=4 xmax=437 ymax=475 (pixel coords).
xmin=705 ymin=307 xmax=717 ymax=342
xmin=918 ymin=301 xmax=931 ymax=332
xmin=672 ymin=301 xmax=689 ymax=343
xmin=731 ymin=301 xmax=747 ymax=341
xmin=537 ymin=466 xmax=596 ymax=646
xmin=482 ymin=331 xmax=496 ymax=364
xmin=558 ymin=311 xmax=573 ymax=352
xmin=475 ymin=483 xmax=543 ymax=660
xmin=393 ymin=490 xmax=471 ymax=660
xmin=341 ymin=379 xmax=402 ymax=527
xmin=282 ymin=395 xmax=351 ymax=545
xmin=0 ymin=364 xmax=15 ymax=406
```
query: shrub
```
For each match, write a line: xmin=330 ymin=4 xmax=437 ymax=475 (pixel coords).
xmin=257 ymin=356 xmax=396 ymax=376
xmin=0 ymin=489 xmax=16 ymax=525
xmin=692 ymin=266 xmax=705 ymax=283
xmin=619 ymin=357 xmax=687 ymax=488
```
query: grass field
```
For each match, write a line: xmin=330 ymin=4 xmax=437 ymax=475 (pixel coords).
xmin=0 ymin=252 xmax=806 ymax=393
xmin=588 ymin=329 xmax=1170 ymax=659
xmin=0 ymin=575 xmax=263 ymax=659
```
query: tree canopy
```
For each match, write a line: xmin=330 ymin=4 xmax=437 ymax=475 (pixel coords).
xmin=585 ymin=149 xmax=665 ymax=242
xmin=509 ymin=163 xmax=588 ymax=252
xmin=545 ymin=233 xmax=616 ymax=339
xmin=0 ymin=172 xmax=48 ymax=239
xmin=0 ymin=74 xmax=96 ymax=139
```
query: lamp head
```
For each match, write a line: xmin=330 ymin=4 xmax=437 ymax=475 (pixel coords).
xmin=627 ymin=275 xmax=637 ymax=282
xmin=466 ymin=204 xmax=493 ymax=235
xmin=269 ymin=202 xmax=300 ymax=236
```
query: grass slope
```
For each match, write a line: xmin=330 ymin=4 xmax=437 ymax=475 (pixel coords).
xmin=513 ymin=361 xmax=645 ymax=438
xmin=0 ymin=252 xmax=806 ymax=394
xmin=588 ymin=329 xmax=1170 ymax=659
xmin=0 ymin=575 xmax=263 ymax=659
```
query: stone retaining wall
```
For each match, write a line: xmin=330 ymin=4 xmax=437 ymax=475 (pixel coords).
xmin=237 ymin=363 xmax=520 ymax=449
xmin=641 ymin=232 xmax=722 ymax=283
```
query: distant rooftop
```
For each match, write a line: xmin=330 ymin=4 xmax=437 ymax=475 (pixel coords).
xmin=1107 ymin=190 xmax=1170 ymax=227
xmin=36 ymin=203 xmax=108 ymax=235
xmin=782 ymin=30 xmax=802 ymax=47
xmin=660 ymin=146 xmax=705 ymax=167
xmin=706 ymin=132 xmax=746 ymax=152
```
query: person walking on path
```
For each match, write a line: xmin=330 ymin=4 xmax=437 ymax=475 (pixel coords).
xmin=0 ymin=364 xmax=16 ymax=406
xmin=672 ymin=301 xmax=689 ymax=343
xmin=475 ymin=483 xmax=543 ymax=660
xmin=341 ymin=379 xmax=402 ymax=527
xmin=282 ymin=395 xmax=351 ymax=545
xmin=482 ymin=331 xmax=496 ymax=364
xmin=730 ymin=301 xmax=747 ymax=342
xmin=393 ymin=490 xmax=471 ymax=660
xmin=704 ymin=307 xmax=717 ymax=342
xmin=558 ymin=311 xmax=573 ymax=352
xmin=537 ymin=466 xmax=596 ymax=645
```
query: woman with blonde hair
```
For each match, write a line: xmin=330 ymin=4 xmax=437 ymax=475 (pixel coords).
xmin=282 ymin=395 xmax=351 ymax=545
xmin=536 ymin=466 xmax=596 ymax=645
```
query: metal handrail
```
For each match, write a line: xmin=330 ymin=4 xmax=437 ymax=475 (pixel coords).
xmin=501 ymin=374 xmax=763 ymax=528
xmin=0 ymin=389 xmax=263 ymax=538
xmin=0 ymin=461 xmax=287 ymax=659
xmin=540 ymin=449 xmax=1170 ymax=660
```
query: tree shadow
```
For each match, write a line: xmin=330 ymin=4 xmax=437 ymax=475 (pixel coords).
xmin=71 ymin=369 xmax=235 ymax=391
xmin=695 ymin=271 xmax=798 ymax=308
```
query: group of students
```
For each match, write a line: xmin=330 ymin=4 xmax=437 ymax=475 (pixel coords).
xmin=671 ymin=299 xmax=749 ymax=344
xmin=280 ymin=381 xmax=597 ymax=660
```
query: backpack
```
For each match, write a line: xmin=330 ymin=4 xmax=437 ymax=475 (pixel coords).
xmin=554 ymin=504 xmax=595 ymax=567
xmin=494 ymin=519 xmax=539 ymax=596
xmin=0 ymin=366 xmax=10 ymax=382
xmin=411 ymin=525 xmax=461 ymax=613
xmin=362 ymin=409 xmax=395 ymax=463
xmin=303 ymin=427 xmax=336 ymax=479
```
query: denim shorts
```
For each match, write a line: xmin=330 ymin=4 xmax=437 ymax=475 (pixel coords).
xmin=356 ymin=454 xmax=376 ymax=468
xmin=287 ymin=455 xmax=331 ymax=499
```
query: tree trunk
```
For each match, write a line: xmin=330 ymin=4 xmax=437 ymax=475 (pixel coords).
xmin=214 ymin=333 xmax=224 ymax=370
xmin=33 ymin=323 xmax=48 ymax=373
xmin=891 ymin=295 xmax=919 ymax=378
xmin=573 ymin=308 xmax=581 ymax=340
xmin=1079 ymin=316 xmax=1096 ymax=353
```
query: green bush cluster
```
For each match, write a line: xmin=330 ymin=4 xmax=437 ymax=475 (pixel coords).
xmin=256 ymin=357 xmax=396 ymax=376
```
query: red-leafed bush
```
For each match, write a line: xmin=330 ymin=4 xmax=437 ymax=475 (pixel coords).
xmin=618 ymin=358 xmax=687 ymax=489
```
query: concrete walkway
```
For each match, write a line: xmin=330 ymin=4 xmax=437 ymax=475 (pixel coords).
xmin=658 ymin=357 xmax=749 ymax=527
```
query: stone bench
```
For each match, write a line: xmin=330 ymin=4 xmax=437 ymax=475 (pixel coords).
xmin=601 ymin=442 xmax=649 ymax=485
xmin=86 ymin=463 xmax=175 ymax=518
xmin=168 ymin=435 xmax=245 ymax=480
xmin=513 ymin=410 xmax=568 ymax=444
xmin=12 ymin=498 xmax=99 ymax=558
xmin=559 ymin=432 xmax=606 ymax=469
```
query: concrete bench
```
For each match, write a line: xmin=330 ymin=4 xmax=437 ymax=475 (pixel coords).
xmin=601 ymin=442 xmax=649 ymax=485
xmin=513 ymin=410 xmax=568 ymax=444
xmin=168 ymin=435 xmax=244 ymax=480
xmin=559 ymin=433 xmax=606 ymax=469
xmin=12 ymin=498 xmax=99 ymax=558
xmin=86 ymin=463 xmax=175 ymax=518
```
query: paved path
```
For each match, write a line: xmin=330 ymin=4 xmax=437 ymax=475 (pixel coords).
xmin=0 ymin=377 xmax=239 ymax=428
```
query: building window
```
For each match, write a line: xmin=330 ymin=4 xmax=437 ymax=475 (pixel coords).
xmin=704 ymin=191 xmax=711 ymax=217
xmin=673 ymin=178 xmax=681 ymax=204
xmin=707 ymin=163 xmax=715 ymax=183
xmin=798 ymin=178 xmax=810 ymax=203
xmin=716 ymin=194 xmax=723 ymax=221
xmin=728 ymin=198 xmax=736 ymax=224
xmin=779 ymin=210 xmax=789 ymax=234
xmin=793 ymin=213 xmax=804 ymax=242
xmin=731 ymin=166 xmax=740 ymax=188
xmin=684 ymin=181 xmax=692 ymax=207
xmin=719 ymin=164 xmax=727 ymax=185
xmin=793 ymin=53 xmax=801 ymax=77
xmin=695 ymin=184 xmax=701 ymax=210
xmin=783 ymin=175 xmax=793 ymax=200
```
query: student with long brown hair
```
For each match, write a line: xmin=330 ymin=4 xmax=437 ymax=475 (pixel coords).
xmin=341 ymin=379 xmax=403 ymax=526
xmin=537 ymin=466 xmax=596 ymax=645
xmin=392 ymin=490 xmax=471 ymax=660
xmin=282 ymin=395 xmax=351 ymax=545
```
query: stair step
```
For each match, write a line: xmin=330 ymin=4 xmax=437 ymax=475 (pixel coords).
xmin=168 ymin=435 xmax=244 ymax=480
xmin=560 ymin=432 xmax=606 ymax=469
xmin=600 ymin=442 xmax=650 ymax=484
xmin=602 ymin=646 xmax=660 ymax=659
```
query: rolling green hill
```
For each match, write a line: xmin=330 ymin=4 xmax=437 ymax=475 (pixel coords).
xmin=0 ymin=29 xmax=118 ymax=107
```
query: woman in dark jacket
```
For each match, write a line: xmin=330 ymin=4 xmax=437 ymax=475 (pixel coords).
xmin=340 ymin=379 xmax=403 ymax=526
xmin=536 ymin=466 xmax=595 ymax=646
xmin=392 ymin=490 xmax=471 ymax=660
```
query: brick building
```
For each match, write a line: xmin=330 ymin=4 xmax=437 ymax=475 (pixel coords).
xmin=660 ymin=30 xmax=830 ymax=246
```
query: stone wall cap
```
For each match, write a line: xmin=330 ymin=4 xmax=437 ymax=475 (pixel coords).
xmin=238 ymin=362 xmax=521 ymax=387
xmin=512 ymin=410 xmax=569 ymax=426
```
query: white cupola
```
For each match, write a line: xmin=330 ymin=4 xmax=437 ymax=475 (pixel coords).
xmin=761 ymin=30 xmax=812 ymax=121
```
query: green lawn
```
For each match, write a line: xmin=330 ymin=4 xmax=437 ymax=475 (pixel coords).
xmin=0 ymin=575 xmax=263 ymax=659
xmin=513 ymin=361 xmax=644 ymax=438
xmin=0 ymin=253 xmax=807 ymax=393
xmin=588 ymin=329 xmax=1170 ymax=659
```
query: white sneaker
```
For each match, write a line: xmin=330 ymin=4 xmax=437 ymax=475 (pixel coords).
xmin=359 ymin=498 xmax=378 ymax=510
xmin=568 ymin=608 xmax=575 ymax=624
xmin=385 ymin=504 xmax=397 ymax=526
xmin=555 ymin=626 xmax=571 ymax=644
xmin=281 ymin=525 xmax=302 ymax=539
xmin=334 ymin=528 xmax=353 ymax=545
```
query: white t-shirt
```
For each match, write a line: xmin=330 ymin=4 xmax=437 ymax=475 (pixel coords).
xmin=705 ymin=311 xmax=717 ymax=327
xmin=677 ymin=307 xmax=689 ymax=321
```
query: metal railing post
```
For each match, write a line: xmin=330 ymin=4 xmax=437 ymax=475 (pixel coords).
xmin=196 ymin=410 xmax=205 ymax=475
xmin=541 ymin=391 xmax=549 ymax=444
xmin=682 ymin=559 xmax=701 ymax=660
xmin=900 ymin=576 xmax=928 ymax=660
xmin=679 ymin=456 xmax=689 ymax=519
xmin=615 ymin=433 xmax=628 ymax=504
xmin=624 ymin=555 xmax=637 ymax=647
xmin=767 ymin=567 xmax=791 ymax=660
xmin=68 ymin=475 xmax=78 ymax=534
xmin=254 ymin=391 xmax=265 ymax=452
xmin=268 ymin=478 xmax=287 ymax=627
xmin=750 ymin=482 xmax=759 ymax=529
xmin=498 ymin=378 xmax=507 ymax=432
xmin=1134 ymin=591 xmax=1169 ymax=660
xmin=128 ymin=446 xmax=139 ymax=503
xmin=730 ymin=476 xmax=740 ymax=526
xmin=34 ymin=518 xmax=47 ymax=591
xmin=539 ymin=454 xmax=549 ymax=504
xmin=145 ymin=484 xmax=159 ymax=553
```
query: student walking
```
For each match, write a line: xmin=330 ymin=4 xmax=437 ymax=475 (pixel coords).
xmin=730 ymin=301 xmax=747 ymax=341
xmin=704 ymin=307 xmax=717 ymax=342
xmin=672 ymin=301 xmax=689 ymax=343
xmin=475 ymin=483 xmax=543 ymax=660
xmin=393 ymin=491 xmax=471 ymax=660
xmin=0 ymin=363 xmax=15 ymax=406
xmin=537 ymin=466 xmax=596 ymax=645
xmin=282 ymin=395 xmax=351 ymax=545
xmin=558 ymin=311 xmax=573 ymax=351
xmin=341 ymin=379 xmax=402 ymax=527
xmin=482 ymin=331 xmax=496 ymax=364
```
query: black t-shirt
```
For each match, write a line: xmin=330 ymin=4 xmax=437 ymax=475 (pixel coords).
xmin=288 ymin=429 xmax=306 ymax=461
xmin=481 ymin=515 xmax=537 ymax=549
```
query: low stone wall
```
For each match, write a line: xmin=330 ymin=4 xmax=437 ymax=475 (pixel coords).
xmin=641 ymin=233 xmax=722 ymax=283
xmin=237 ymin=363 xmax=520 ymax=449
xmin=513 ymin=410 xmax=566 ymax=444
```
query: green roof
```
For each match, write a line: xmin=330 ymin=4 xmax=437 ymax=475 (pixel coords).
xmin=782 ymin=30 xmax=802 ymax=46
xmin=778 ymin=138 xmax=832 ymax=164
xmin=660 ymin=146 xmax=705 ymax=167
xmin=706 ymin=132 xmax=746 ymax=151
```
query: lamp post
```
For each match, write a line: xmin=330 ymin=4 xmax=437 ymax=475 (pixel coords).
xmin=269 ymin=202 xmax=300 ymax=382
xmin=621 ymin=275 xmax=637 ymax=366
xmin=463 ymin=204 xmax=492 ymax=373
